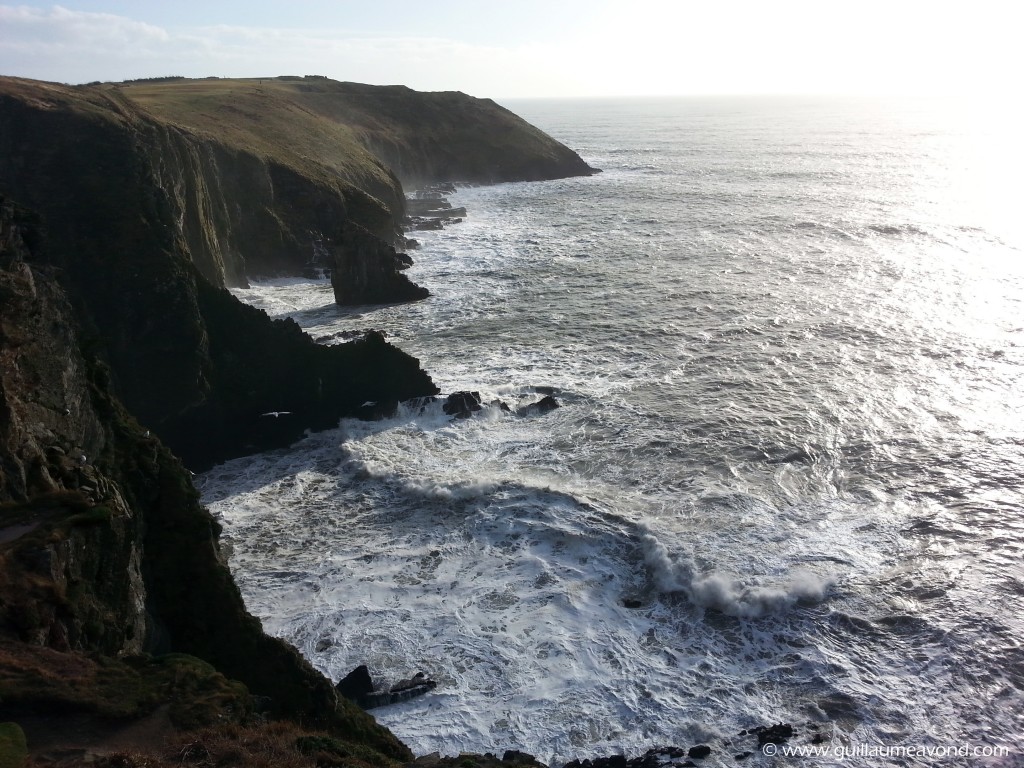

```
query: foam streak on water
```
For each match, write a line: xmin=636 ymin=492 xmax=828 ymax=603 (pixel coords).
xmin=199 ymin=96 xmax=1024 ymax=766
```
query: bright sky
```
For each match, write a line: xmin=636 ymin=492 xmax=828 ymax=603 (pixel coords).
xmin=0 ymin=1 xmax=1017 ymax=98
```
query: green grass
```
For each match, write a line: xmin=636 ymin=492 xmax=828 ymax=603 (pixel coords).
xmin=0 ymin=723 xmax=26 ymax=768
xmin=116 ymin=78 xmax=398 ymax=203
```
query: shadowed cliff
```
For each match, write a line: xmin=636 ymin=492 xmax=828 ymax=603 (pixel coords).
xmin=0 ymin=199 xmax=412 ymax=764
xmin=0 ymin=78 xmax=440 ymax=470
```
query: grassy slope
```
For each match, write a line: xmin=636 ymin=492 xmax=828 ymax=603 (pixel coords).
xmin=117 ymin=77 xmax=594 ymax=188
xmin=117 ymin=78 xmax=401 ymax=204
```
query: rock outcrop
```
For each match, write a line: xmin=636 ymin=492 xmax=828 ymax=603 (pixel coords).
xmin=333 ymin=223 xmax=430 ymax=305
xmin=0 ymin=78 xmax=442 ymax=469
xmin=0 ymin=199 xmax=411 ymax=762
xmin=335 ymin=665 xmax=439 ymax=710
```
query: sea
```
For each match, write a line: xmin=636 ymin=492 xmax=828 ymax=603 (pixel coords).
xmin=196 ymin=96 xmax=1024 ymax=766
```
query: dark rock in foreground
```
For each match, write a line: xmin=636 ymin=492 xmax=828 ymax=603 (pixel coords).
xmin=335 ymin=665 xmax=438 ymax=710
xmin=0 ymin=199 xmax=411 ymax=763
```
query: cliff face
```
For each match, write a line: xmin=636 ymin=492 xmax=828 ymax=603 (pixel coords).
xmin=0 ymin=74 xmax=596 ymax=761
xmin=293 ymin=80 xmax=600 ymax=188
xmin=0 ymin=80 xmax=439 ymax=469
xmin=1 ymin=75 xmax=596 ymax=301
xmin=120 ymin=76 xmax=598 ymax=191
xmin=0 ymin=198 xmax=412 ymax=761
xmin=276 ymin=78 xmax=599 ymax=188
xmin=0 ymin=78 xmax=416 ymax=295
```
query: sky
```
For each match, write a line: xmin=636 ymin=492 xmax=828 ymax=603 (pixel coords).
xmin=0 ymin=1 xmax=1018 ymax=98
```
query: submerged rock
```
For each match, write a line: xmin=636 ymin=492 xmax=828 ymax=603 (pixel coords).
xmin=750 ymin=722 xmax=795 ymax=745
xmin=517 ymin=395 xmax=560 ymax=416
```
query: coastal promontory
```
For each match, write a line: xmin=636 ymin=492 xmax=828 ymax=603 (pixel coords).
xmin=0 ymin=75 xmax=596 ymax=765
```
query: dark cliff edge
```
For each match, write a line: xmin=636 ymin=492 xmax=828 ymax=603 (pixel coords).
xmin=0 ymin=75 xmax=600 ymax=765
xmin=0 ymin=199 xmax=411 ymax=764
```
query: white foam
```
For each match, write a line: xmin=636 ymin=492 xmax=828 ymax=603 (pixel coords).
xmin=640 ymin=527 xmax=833 ymax=617
xmin=200 ymin=408 xmax=876 ymax=764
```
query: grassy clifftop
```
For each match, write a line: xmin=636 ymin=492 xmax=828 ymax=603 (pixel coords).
xmin=116 ymin=78 xmax=405 ymax=211
xmin=119 ymin=76 xmax=597 ymax=188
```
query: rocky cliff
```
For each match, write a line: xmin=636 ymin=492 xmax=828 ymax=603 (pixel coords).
xmin=0 ymin=199 xmax=411 ymax=763
xmin=0 ymin=75 xmax=598 ymax=764
xmin=0 ymin=77 xmax=441 ymax=471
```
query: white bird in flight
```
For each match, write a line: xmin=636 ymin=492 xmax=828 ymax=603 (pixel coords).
xmin=261 ymin=411 xmax=292 ymax=418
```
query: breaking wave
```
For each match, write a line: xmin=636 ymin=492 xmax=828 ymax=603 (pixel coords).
xmin=639 ymin=527 xmax=833 ymax=618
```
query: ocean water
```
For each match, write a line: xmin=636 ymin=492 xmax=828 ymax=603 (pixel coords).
xmin=197 ymin=97 xmax=1024 ymax=766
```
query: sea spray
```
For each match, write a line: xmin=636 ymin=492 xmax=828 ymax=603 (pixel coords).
xmin=640 ymin=526 xmax=834 ymax=617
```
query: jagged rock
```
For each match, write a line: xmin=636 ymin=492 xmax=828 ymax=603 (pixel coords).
xmin=535 ymin=395 xmax=560 ymax=412
xmin=406 ymin=197 xmax=454 ymax=215
xmin=502 ymin=750 xmax=543 ymax=766
xmin=686 ymin=745 xmax=711 ymax=759
xmin=391 ymin=671 xmax=429 ymax=692
xmin=360 ymin=679 xmax=437 ymax=709
xmin=333 ymin=223 xmax=429 ymax=305
xmin=752 ymin=723 xmax=795 ymax=745
xmin=409 ymin=217 xmax=445 ymax=231
xmin=444 ymin=391 xmax=483 ymax=418
xmin=336 ymin=665 xmax=375 ymax=701
xmin=335 ymin=666 xmax=438 ymax=710
xmin=419 ymin=206 xmax=468 ymax=218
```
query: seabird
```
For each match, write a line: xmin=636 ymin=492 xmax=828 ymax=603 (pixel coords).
xmin=260 ymin=411 xmax=292 ymax=418
xmin=360 ymin=401 xmax=376 ymax=408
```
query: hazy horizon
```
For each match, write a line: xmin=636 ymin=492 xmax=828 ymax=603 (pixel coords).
xmin=0 ymin=1 xmax=1015 ymax=99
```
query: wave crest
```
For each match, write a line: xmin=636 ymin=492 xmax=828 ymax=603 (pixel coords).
xmin=640 ymin=529 xmax=833 ymax=618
